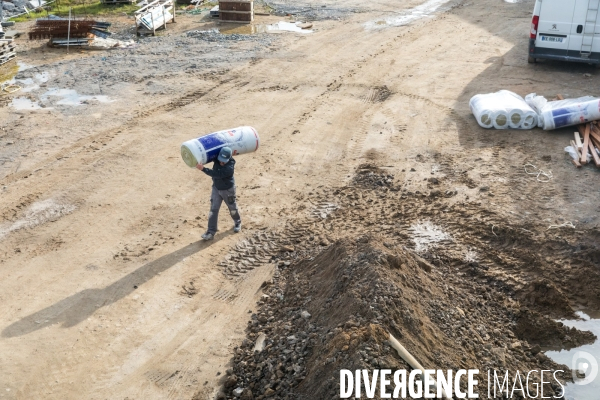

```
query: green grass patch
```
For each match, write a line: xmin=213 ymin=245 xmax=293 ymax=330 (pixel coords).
xmin=0 ymin=61 xmax=19 ymax=85
xmin=10 ymin=1 xmax=138 ymax=22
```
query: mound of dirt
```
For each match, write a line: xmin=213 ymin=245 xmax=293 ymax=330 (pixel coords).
xmin=205 ymin=162 xmax=600 ymax=400
xmin=515 ymin=309 xmax=596 ymax=350
xmin=516 ymin=279 xmax=575 ymax=318
xmin=352 ymin=163 xmax=397 ymax=190
xmin=219 ymin=238 xmax=583 ymax=399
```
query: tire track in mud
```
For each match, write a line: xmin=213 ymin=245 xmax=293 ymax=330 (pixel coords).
xmin=145 ymin=265 xmax=275 ymax=399
xmin=0 ymin=76 xmax=240 ymax=187
xmin=114 ymin=262 xmax=274 ymax=400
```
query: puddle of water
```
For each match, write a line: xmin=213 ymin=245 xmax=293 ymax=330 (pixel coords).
xmin=3 ymin=61 xmax=51 ymax=93
xmin=503 ymin=0 xmax=521 ymax=3
xmin=409 ymin=220 xmax=451 ymax=252
xmin=11 ymin=97 xmax=43 ymax=110
xmin=41 ymin=88 xmax=113 ymax=106
xmin=545 ymin=311 xmax=600 ymax=400
xmin=365 ymin=0 xmax=452 ymax=30
xmin=220 ymin=21 xmax=312 ymax=35
xmin=35 ymin=71 xmax=50 ymax=83
xmin=0 ymin=199 xmax=76 ymax=240
xmin=16 ymin=61 xmax=34 ymax=71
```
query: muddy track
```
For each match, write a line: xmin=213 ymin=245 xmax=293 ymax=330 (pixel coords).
xmin=0 ymin=76 xmax=239 ymax=186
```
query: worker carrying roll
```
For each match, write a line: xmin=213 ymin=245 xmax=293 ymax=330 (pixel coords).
xmin=181 ymin=126 xmax=260 ymax=241
xmin=180 ymin=126 xmax=260 ymax=167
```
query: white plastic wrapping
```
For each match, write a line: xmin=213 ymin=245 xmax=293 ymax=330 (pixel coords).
xmin=180 ymin=126 xmax=260 ymax=168
xmin=525 ymin=94 xmax=600 ymax=130
xmin=565 ymin=146 xmax=591 ymax=163
xmin=470 ymin=90 xmax=538 ymax=130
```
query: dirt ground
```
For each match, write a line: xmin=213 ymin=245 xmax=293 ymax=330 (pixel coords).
xmin=1 ymin=0 xmax=600 ymax=399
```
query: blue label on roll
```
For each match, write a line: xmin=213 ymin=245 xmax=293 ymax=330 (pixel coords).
xmin=196 ymin=136 xmax=226 ymax=163
xmin=551 ymin=108 xmax=566 ymax=117
xmin=550 ymin=105 xmax=589 ymax=129
xmin=553 ymin=114 xmax=572 ymax=128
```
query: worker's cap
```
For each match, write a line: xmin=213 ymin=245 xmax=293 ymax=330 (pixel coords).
xmin=218 ymin=147 xmax=233 ymax=163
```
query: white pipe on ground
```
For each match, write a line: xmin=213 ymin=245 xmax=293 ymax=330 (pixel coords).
xmin=388 ymin=333 xmax=452 ymax=400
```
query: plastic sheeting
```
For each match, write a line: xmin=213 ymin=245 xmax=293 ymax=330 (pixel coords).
xmin=470 ymin=90 xmax=538 ymax=130
xmin=565 ymin=146 xmax=592 ymax=163
xmin=525 ymin=94 xmax=600 ymax=130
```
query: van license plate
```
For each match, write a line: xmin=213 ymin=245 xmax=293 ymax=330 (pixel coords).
xmin=540 ymin=36 xmax=564 ymax=43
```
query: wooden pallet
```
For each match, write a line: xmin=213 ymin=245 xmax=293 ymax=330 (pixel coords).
xmin=0 ymin=52 xmax=17 ymax=67
xmin=0 ymin=44 xmax=16 ymax=57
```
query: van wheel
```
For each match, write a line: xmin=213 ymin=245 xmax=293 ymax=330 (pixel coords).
xmin=528 ymin=56 xmax=536 ymax=64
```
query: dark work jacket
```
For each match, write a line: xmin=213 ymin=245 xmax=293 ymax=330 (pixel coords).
xmin=202 ymin=158 xmax=235 ymax=190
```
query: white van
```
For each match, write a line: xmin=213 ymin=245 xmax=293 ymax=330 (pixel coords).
xmin=529 ymin=0 xmax=600 ymax=65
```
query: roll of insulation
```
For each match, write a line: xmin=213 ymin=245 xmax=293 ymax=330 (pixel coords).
xmin=469 ymin=94 xmax=495 ymax=128
xmin=492 ymin=110 xmax=509 ymax=129
xmin=507 ymin=108 xmax=524 ymax=129
xmin=181 ymin=126 xmax=260 ymax=168
xmin=521 ymin=111 xmax=538 ymax=130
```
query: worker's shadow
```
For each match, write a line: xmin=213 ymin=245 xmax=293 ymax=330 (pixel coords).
xmin=2 ymin=233 xmax=232 ymax=338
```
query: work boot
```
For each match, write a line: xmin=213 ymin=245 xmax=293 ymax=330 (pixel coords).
xmin=202 ymin=232 xmax=214 ymax=241
xmin=234 ymin=221 xmax=242 ymax=233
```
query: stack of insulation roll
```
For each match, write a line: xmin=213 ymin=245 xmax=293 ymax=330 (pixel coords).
xmin=470 ymin=90 xmax=538 ymax=130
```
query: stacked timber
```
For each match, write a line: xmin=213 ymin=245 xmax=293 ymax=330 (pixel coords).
xmin=570 ymin=122 xmax=600 ymax=168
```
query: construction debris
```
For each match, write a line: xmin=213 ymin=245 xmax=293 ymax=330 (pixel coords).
xmin=135 ymin=0 xmax=175 ymax=36
xmin=0 ymin=38 xmax=16 ymax=67
xmin=565 ymin=122 xmax=600 ymax=169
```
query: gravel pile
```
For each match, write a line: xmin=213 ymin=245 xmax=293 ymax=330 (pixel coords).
xmin=1 ymin=0 xmax=32 ymax=19
xmin=187 ymin=30 xmax=262 ymax=42
xmin=266 ymin=1 xmax=360 ymax=21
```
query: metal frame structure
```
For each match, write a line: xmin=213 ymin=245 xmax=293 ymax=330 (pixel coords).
xmin=134 ymin=0 xmax=175 ymax=36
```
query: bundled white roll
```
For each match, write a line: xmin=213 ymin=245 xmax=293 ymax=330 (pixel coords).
xmin=470 ymin=90 xmax=538 ymax=130
xmin=181 ymin=126 xmax=260 ymax=168
xmin=525 ymin=94 xmax=600 ymax=130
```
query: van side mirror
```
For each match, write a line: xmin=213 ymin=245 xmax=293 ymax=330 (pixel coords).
xmin=577 ymin=25 xmax=583 ymax=33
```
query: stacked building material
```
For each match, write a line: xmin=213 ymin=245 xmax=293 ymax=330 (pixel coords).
xmin=0 ymin=39 xmax=16 ymax=66
xmin=567 ymin=122 xmax=600 ymax=169
xmin=28 ymin=19 xmax=111 ymax=47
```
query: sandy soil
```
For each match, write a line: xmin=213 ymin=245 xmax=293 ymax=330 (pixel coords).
xmin=1 ymin=0 xmax=600 ymax=399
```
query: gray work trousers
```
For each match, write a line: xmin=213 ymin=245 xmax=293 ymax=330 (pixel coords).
xmin=207 ymin=185 xmax=241 ymax=234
